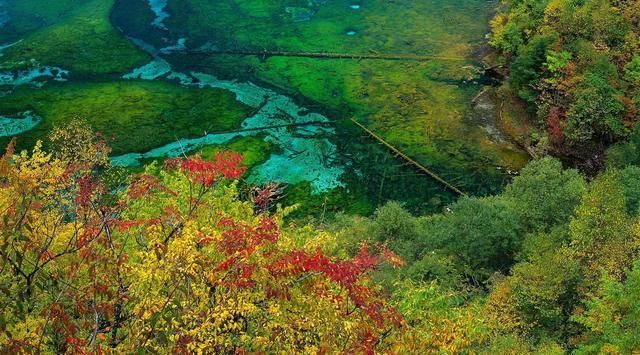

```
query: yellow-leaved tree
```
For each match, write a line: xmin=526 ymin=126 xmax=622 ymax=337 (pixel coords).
xmin=0 ymin=123 xmax=407 ymax=354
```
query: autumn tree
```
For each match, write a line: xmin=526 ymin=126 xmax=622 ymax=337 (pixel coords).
xmin=491 ymin=0 xmax=640 ymax=151
xmin=0 ymin=125 xmax=408 ymax=353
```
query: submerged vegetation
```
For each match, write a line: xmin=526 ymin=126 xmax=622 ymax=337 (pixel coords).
xmin=156 ymin=0 xmax=529 ymax=196
xmin=1 ymin=0 xmax=640 ymax=353
xmin=1 ymin=0 xmax=149 ymax=74
xmin=0 ymin=80 xmax=251 ymax=154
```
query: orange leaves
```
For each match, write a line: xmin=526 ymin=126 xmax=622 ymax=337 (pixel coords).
xmin=381 ymin=247 xmax=406 ymax=268
xmin=0 ymin=137 xmax=15 ymax=177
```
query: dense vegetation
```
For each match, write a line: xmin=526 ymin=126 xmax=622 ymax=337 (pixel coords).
xmin=0 ymin=124 xmax=409 ymax=353
xmin=491 ymin=0 xmax=640 ymax=166
xmin=2 ymin=116 xmax=640 ymax=353
xmin=341 ymin=158 xmax=640 ymax=353
xmin=2 ymin=0 xmax=640 ymax=353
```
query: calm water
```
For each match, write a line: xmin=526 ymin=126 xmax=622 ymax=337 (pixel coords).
xmin=0 ymin=0 xmax=528 ymax=215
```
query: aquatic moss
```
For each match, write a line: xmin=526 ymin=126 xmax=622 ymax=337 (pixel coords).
xmin=164 ymin=0 xmax=491 ymax=55
xmin=1 ymin=0 xmax=149 ymax=75
xmin=0 ymin=0 xmax=89 ymax=43
xmin=155 ymin=0 xmax=528 ymax=196
xmin=283 ymin=181 xmax=375 ymax=219
xmin=0 ymin=80 xmax=252 ymax=154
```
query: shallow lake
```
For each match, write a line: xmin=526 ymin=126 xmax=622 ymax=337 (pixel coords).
xmin=0 ymin=0 xmax=528 ymax=215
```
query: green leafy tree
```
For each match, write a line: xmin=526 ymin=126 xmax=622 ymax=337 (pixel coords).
xmin=565 ymin=71 xmax=625 ymax=144
xmin=486 ymin=248 xmax=583 ymax=343
xmin=574 ymin=262 xmax=640 ymax=354
xmin=510 ymin=35 xmax=556 ymax=103
xmin=545 ymin=50 xmax=572 ymax=74
xmin=569 ymin=171 xmax=639 ymax=282
xmin=616 ymin=166 xmax=640 ymax=216
xmin=424 ymin=197 xmax=524 ymax=282
xmin=367 ymin=201 xmax=423 ymax=261
xmin=624 ymin=56 xmax=640 ymax=83
xmin=606 ymin=125 xmax=640 ymax=167
xmin=505 ymin=157 xmax=586 ymax=233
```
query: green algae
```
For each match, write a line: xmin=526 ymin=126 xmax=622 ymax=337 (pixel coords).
xmin=1 ymin=0 xmax=149 ymax=75
xmin=0 ymin=80 xmax=251 ymax=154
xmin=0 ymin=0 xmax=89 ymax=43
xmin=155 ymin=0 xmax=529 ymax=197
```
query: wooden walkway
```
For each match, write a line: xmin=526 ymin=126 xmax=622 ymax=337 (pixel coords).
xmin=186 ymin=49 xmax=466 ymax=62
xmin=350 ymin=118 xmax=468 ymax=196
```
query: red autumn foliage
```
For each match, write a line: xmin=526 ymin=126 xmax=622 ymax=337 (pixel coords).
xmin=267 ymin=246 xmax=403 ymax=328
xmin=128 ymin=174 xmax=176 ymax=199
xmin=215 ymin=216 xmax=280 ymax=255
xmin=165 ymin=152 xmax=246 ymax=187
xmin=211 ymin=151 xmax=246 ymax=179
xmin=548 ymin=107 xmax=566 ymax=144
xmin=75 ymin=175 xmax=96 ymax=210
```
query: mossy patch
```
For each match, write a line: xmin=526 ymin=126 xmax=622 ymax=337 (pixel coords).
xmin=150 ymin=0 xmax=525 ymax=196
xmin=0 ymin=80 xmax=252 ymax=154
xmin=0 ymin=0 xmax=90 ymax=43
xmin=1 ymin=0 xmax=149 ymax=75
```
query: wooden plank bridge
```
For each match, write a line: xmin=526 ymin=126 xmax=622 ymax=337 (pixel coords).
xmin=185 ymin=48 xmax=467 ymax=62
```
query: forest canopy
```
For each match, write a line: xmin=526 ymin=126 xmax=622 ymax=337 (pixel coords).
xmin=491 ymin=0 xmax=640 ymax=162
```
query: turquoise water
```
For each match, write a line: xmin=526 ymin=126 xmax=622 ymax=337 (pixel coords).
xmin=0 ymin=0 xmax=528 ymax=215
xmin=114 ymin=63 xmax=344 ymax=193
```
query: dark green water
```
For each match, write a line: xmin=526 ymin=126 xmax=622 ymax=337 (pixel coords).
xmin=0 ymin=0 xmax=528 ymax=215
